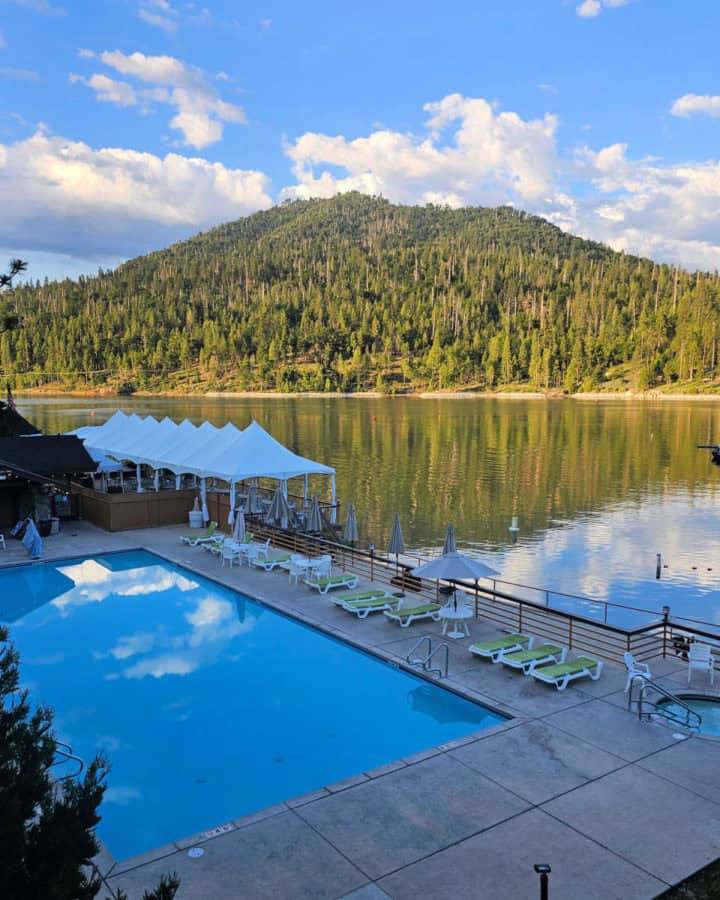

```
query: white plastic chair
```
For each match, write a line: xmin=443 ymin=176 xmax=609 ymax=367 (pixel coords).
xmin=221 ymin=546 xmax=240 ymax=568
xmin=288 ymin=559 xmax=305 ymax=585
xmin=623 ymin=651 xmax=652 ymax=692
xmin=0 ymin=534 xmax=5 ymax=550
xmin=314 ymin=554 xmax=332 ymax=578
xmin=688 ymin=643 xmax=715 ymax=685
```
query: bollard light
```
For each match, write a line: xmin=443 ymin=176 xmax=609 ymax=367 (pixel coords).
xmin=534 ymin=863 xmax=551 ymax=900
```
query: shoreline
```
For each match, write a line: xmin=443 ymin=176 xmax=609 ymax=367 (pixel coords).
xmin=14 ymin=388 xmax=720 ymax=401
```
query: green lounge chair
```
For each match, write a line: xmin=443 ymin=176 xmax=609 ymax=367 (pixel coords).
xmin=384 ymin=603 xmax=442 ymax=627
xmin=333 ymin=592 xmax=400 ymax=619
xmin=305 ymin=572 xmax=360 ymax=594
xmin=501 ymin=643 xmax=567 ymax=674
xmin=470 ymin=633 xmax=532 ymax=663
xmin=251 ymin=551 xmax=292 ymax=572
xmin=531 ymin=656 xmax=604 ymax=691
xmin=180 ymin=521 xmax=218 ymax=545
xmin=332 ymin=588 xmax=388 ymax=605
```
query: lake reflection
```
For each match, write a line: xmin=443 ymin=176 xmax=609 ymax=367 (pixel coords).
xmin=20 ymin=395 xmax=720 ymax=624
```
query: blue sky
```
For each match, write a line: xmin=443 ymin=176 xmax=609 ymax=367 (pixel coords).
xmin=2 ymin=0 xmax=720 ymax=280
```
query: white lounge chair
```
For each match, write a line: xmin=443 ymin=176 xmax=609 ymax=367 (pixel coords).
xmin=688 ymin=643 xmax=715 ymax=685
xmin=623 ymin=651 xmax=652 ymax=692
xmin=305 ymin=572 xmax=359 ymax=594
xmin=530 ymin=656 xmax=604 ymax=691
xmin=383 ymin=603 xmax=442 ymax=627
xmin=501 ymin=644 xmax=567 ymax=674
xmin=332 ymin=590 xmax=400 ymax=618
xmin=180 ymin=521 xmax=218 ymax=545
xmin=251 ymin=551 xmax=292 ymax=572
xmin=470 ymin=633 xmax=533 ymax=663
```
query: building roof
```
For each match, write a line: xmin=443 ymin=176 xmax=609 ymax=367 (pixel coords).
xmin=0 ymin=400 xmax=40 ymax=437
xmin=0 ymin=435 xmax=98 ymax=478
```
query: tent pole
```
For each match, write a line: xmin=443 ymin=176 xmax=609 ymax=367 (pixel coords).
xmin=136 ymin=462 xmax=143 ymax=492
xmin=153 ymin=468 xmax=160 ymax=492
xmin=175 ymin=474 xmax=181 ymax=491
xmin=330 ymin=473 xmax=337 ymax=524
xmin=228 ymin=481 xmax=235 ymax=525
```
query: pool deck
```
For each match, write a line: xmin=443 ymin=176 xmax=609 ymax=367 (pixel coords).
xmin=4 ymin=523 xmax=720 ymax=899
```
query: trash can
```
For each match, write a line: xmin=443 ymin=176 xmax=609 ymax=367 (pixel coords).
xmin=188 ymin=510 xmax=203 ymax=528
xmin=50 ymin=517 xmax=60 ymax=535
xmin=37 ymin=520 xmax=52 ymax=538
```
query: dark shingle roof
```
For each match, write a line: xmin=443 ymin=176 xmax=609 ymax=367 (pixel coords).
xmin=0 ymin=435 xmax=97 ymax=477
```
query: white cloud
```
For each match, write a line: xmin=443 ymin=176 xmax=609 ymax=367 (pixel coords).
xmin=283 ymin=94 xmax=558 ymax=207
xmin=552 ymin=144 xmax=720 ymax=270
xmin=76 ymin=50 xmax=246 ymax=147
xmin=0 ymin=66 xmax=40 ymax=81
xmin=138 ymin=0 xmax=178 ymax=32
xmin=5 ymin=0 xmax=65 ymax=15
xmin=0 ymin=130 xmax=272 ymax=259
xmin=85 ymin=74 xmax=138 ymax=108
xmin=671 ymin=94 xmax=720 ymax=119
xmin=576 ymin=0 xmax=629 ymax=17
xmin=259 ymin=18 xmax=272 ymax=28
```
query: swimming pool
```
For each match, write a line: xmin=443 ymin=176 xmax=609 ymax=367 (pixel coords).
xmin=657 ymin=695 xmax=720 ymax=736
xmin=0 ymin=550 xmax=506 ymax=860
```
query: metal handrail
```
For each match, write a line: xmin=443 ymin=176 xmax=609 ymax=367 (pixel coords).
xmin=628 ymin=674 xmax=702 ymax=729
xmin=405 ymin=635 xmax=449 ymax=678
xmin=51 ymin=740 xmax=85 ymax=782
xmin=406 ymin=635 xmax=432 ymax=668
xmin=425 ymin=643 xmax=450 ymax=679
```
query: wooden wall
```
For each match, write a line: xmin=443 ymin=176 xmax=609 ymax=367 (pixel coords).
xmin=75 ymin=485 xmax=199 ymax=532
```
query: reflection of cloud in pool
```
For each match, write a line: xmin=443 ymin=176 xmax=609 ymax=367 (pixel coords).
xmin=111 ymin=595 xmax=257 ymax=681
xmin=51 ymin=560 xmax=197 ymax=612
xmin=104 ymin=786 xmax=142 ymax=805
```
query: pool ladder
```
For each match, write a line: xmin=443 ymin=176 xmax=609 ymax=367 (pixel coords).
xmin=628 ymin=675 xmax=702 ymax=730
xmin=51 ymin=740 xmax=85 ymax=783
xmin=406 ymin=635 xmax=449 ymax=679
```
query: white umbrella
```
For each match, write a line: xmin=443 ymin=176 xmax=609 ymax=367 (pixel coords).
xmin=265 ymin=485 xmax=292 ymax=528
xmin=233 ymin=508 xmax=246 ymax=542
xmin=343 ymin=503 xmax=359 ymax=544
xmin=412 ymin=524 xmax=498 ymax=600
xmin=306 ymin=495 xmax=323 ymax=533
xmin=387 ymin=512 xmax=405 ymax=565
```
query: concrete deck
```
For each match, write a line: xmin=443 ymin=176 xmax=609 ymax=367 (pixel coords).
xmin=3 ymin=522 xmax=720 ymax=899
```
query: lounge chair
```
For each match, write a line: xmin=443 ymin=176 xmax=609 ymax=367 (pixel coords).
xmin=384 ymin=603 xmax=442 ymax=627
xmin=333 ymin=591 xmax=400 ymax=618
xmin=501 ymin=643 xmax=567 ymax=674
xmin=251 ymin=551 xmax=292 ymax=572
xmin=332 ymin=588 xmax=389 ymax=605
xmin=180 ymin=521 xmax=218 ymax=545
xmin=469 ymin=633 xmax=532 ymax=663
xmin=305 ymin=572 xmax=359 ymax=594
xmin=531 ymin=656 xmax=604 ymax=691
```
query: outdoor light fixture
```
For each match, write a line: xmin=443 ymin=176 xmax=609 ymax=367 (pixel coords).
xmin=534 ymin=863 xmax=551 ymax=900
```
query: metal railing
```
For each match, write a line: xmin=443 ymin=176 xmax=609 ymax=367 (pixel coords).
xmin=628 ymin=675 xmax=702 ymax=730
xmin=406 ymin=635 xmax=449 ymax=679
xmin=245 ymin=520 xmax=720 ymax=667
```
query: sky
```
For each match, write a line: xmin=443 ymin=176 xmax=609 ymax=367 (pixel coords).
xmin=2 ymin=0 xmax=720 ymax=281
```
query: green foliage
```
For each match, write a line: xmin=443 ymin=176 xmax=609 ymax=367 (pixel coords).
xmin=3 ymin=196 xmax=720 ymax=392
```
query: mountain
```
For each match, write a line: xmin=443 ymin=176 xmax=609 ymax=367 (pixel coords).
xmin=3 ymin=193 xmax=719 ymax=394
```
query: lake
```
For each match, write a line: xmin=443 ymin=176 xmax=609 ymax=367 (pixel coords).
xmin=19 ymin=394 xmax=720 ymax=629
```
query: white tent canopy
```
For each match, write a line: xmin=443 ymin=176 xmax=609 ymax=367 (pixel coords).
xmin=72 ymin=412 xmax=336 ymax=513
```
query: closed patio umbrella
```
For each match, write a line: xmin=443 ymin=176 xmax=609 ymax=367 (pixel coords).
xmin=343 ymin=503 xmax=359 ymax=545
xmin=306 ymin=495 xmax=323 ymax=533
xmin=233 ymin=508 xmax=246 ymax=542
xmin=387 ymin=512 xmax=405 ymax=565
xmin=265 ymin=484 xmax=292 ymax=529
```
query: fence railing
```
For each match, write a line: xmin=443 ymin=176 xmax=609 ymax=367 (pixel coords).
xmin=248 ymin=518 xmax=720 ymax=667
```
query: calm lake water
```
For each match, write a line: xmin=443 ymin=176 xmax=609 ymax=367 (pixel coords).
xmin=19 ymin=395 xmax=720 ymax=629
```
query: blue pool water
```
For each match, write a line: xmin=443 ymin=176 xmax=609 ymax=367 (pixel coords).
xmin=0 ymin=550 xmax=505 ymax=860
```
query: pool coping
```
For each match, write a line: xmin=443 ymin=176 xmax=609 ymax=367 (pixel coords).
xmin=1 ymin=545 xmax=521 ymax=881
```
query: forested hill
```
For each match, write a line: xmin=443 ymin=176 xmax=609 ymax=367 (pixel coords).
xmin=3 ymin=193 xmax=720 ymax=394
